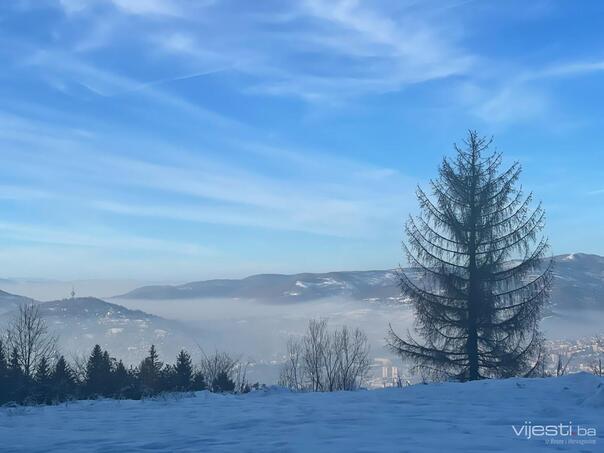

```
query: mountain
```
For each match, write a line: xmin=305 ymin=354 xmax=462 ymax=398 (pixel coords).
xmin=550 ymin=253 xmax=604 ymax=309
xmin=0 ymin=289 xmax=37 ymax=315
xmin=116 ymin=253 xmax=604 ymax=309
xmin=116 ymin=270 xmax=409 ymax=304
xmin=0 ymin=297 xmax=200 ymax=363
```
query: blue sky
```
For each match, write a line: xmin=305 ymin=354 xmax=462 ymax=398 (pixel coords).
xmin=0 ymin=0 xmax=603 ymax=280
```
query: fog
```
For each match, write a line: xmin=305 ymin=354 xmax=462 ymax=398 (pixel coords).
xmin=111 ymin=296 xmax=604 ymax=357
xmin=105 ymin=297 xmax=413 ymax=384
xmin=109 ymin=297 xmax=604 ymax=383
xmin=113 ymin=296 xmax=415 ymax=360
xmin=541 ymin=309 xmax=604 ymax=340
xmin=4 ymin=280 xmax=602 ymax=384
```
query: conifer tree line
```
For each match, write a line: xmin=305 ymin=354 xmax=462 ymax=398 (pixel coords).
xmin=0 ymin=304 xmax=252 ymax=406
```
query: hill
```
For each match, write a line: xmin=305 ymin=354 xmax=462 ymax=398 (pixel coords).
xmin=116 ymin=253 xmax=604 ymax=309
xmin=0 ymin=289 xmax=36 ymax=315
xmin=0 ymin=297 xmax=200 ymax=363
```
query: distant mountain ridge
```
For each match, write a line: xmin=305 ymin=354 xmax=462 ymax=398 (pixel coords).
xmin=115 ymin=269 xmax=409 ymax=304
xmin=115 ymin=253 xmax=604 ymax=309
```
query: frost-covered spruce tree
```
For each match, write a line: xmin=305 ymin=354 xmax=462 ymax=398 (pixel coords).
xmin=388 ymin=131 xmax=553 ymax=381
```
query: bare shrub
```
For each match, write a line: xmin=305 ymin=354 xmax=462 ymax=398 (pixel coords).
xmin=280 ymin=319 xmax=370 ymax=392
xmin=554 ymin=353 xmax=574 ymax=377
xmin=198 ymin=350 xmax=249 ymax=393
xmin=303 ymin=319 xmax=329 ymax=391
xmin=279 ymin=337 xmax=306 ymax=391
xmin=199 ymin=350 xmax=237 ymax=384
xmin=6 ymin=304 xmax=58 ymax=378
xmin=70 ymin=353 xmax=89 ymax=383
xmin=334 ymin=326 xmax=371 ymax=391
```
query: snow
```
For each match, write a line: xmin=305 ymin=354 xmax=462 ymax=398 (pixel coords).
xmin=1 ymin=373 xmax=603 ymax=452
xmin=153 ymin=329 xmax=168 ymax=338
xmin=106 ymin=327 xmax=123 ymax=335
xmin=583 ymin=384 xmax=604 ymax=408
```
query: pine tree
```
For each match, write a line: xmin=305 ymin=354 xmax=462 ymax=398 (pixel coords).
xmin=9 ymin=347 xmax=22 ymax=375
xmin=125 ymin=364 xmax=143 ymax=400
xmin=52 ymin=355 xmax=76 ymax=401
xmin=211 ymin=371 xmax=235 ymax=393
xmin=8 ymin=347 xmax=26 ymax=403
xmin=34 ymin=356 xmax=52 ymax=404
xmin=35 ymin=356 xmax=51 ymax=383
xmin=138 ymin=345 xmax=163 ymax=394
xmin=85 ymin=344 xmax=112 ymax=396
xmin=174 ymin=350 xmax=193 ymax=391
xmin=111 ymin=360 xmax=131 ymax=397
xmin=192 ymin=371 xmax=207 ymax=391
xmin=52 ymin=356 xmax=74 ymax=384
xmin=388 ymin=131 xmax=553 ymax=381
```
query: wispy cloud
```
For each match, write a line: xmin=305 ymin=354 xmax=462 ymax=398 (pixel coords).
xmin=59 ymin=0 xmax=187 ymax=17
xmin=20 ymin=50 xmax=244 ymax=130
xmin=464 ymin=57 xmax=604 ymax=125
xmin=3 ymin=0 xmax=603 ymax=278
xmin=0 ymin=110 xmax=409 ymax=238
xmin=462 ymin=81 xmax=550 ymax=125
xmin=0 ymin=221 xmax=208 ymax=256
xmin=51 ymin=0 xmax=475 ymax=103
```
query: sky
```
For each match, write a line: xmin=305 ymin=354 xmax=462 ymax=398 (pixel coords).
xmin=0 ymin=0 xmax=603 ymax=281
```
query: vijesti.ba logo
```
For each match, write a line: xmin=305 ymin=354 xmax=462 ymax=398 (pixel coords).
xmin=512 ymin=421 xmax=597 ymax=445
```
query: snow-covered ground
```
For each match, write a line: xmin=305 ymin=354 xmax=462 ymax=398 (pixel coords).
xmin=2 ymin=373 xmax=603 ymax=452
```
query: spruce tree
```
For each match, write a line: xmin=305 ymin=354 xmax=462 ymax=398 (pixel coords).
xmin=138 ymin=345 xmax=163 ymax=394
xmin=192 ymin=371 xmax=207 ymax=391
xmin=388 ymin=131 xmax=552 ymax=381
xmin=211 ymin=371 xmax=235 ymax=393
xmin=52 ymin=355 xmax=76 ymax=401
xmin=8 ymin=347 xmax=26 ymax=403
xmin=34 ymin=356 xmax=52 ymax=404
xmin=85 ymin=344 xmax=112 ymax=396
xmin=35 ymin=356 xmax=51 ymax=383
xmin=111 ymin=360 xmax=131 ymax=397
xmin=174 ymin=350 xmax=193 ymax=391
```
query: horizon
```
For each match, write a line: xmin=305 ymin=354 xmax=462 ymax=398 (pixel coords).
xmin=0 ymin=249 xmax=600 ymax=305
xmin=0 ymin=250 xmax=600 ymax=284
xmin=2 ymin=0 xmax=604 ymax=281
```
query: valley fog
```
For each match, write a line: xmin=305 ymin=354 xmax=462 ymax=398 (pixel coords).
xmin=4 ymin=279 xmax=602 ymax=385
xmin=109 ymin=296 xmax=604 ymax=383
xmin=541 ymin=309 xmax=604 ymax=340
xmin=113 ymin=296 xmax=415 ymax=360
xmin=108 ymin=297 xmax=413 ymax=384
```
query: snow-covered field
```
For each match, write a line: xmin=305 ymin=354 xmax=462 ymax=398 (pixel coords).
xmin=2 ymin=373 xmax=603 ymax=452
